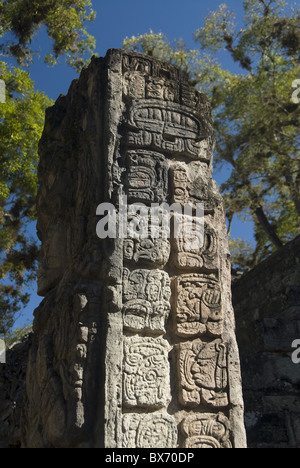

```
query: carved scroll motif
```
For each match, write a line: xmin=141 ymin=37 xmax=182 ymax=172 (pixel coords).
xmin=174 ymin=274 xmax=223 ymax=338
xmin=126 ymin=100 xmax=212 ymax=161
xmin=123 ymin=336 xmax=171 ymax=409
xmin=177 ymin=339 xmax=229 ymax=408
xmin=123 ymin=413 xmax=178 ymax=448
xmin=125 ymin=150 xmax=169 ymax=204
xmin=122 ymin=269 xmax=171 ymax=334
xmin=181 ymin=413 xmax=232 ymax=449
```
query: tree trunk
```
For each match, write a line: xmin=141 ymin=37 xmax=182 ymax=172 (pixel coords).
xmin=254 ymin=206 xmax=284 ymax=249
xmin=223 ymin=157 xmax=285 ymax=250
xmin=284 ymin=165 xmax=300 ymax=218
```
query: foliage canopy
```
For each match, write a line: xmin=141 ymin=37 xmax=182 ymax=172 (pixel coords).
xmin=0 ymin=0 xmax=96 ymax=337
xmin=0 ymin=0 xmax=96 ymax=71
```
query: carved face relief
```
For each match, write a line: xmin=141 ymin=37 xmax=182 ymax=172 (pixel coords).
xmin=123 ymin=336 xmax=171 ymax=409
xmin=123 ymin=413 xmax=178 ymax=448
xmin=125 ymin=150 xmax=169 ymax=204
xmin=146 ymin=77 xmax=165 ymax=99
xmin=174 ymin=274 xmax=223 ymax=338
xmin=177 ymin=339 xmax=229 ymax=408
xmin=181 ymin=413 xmax=232 ymax=449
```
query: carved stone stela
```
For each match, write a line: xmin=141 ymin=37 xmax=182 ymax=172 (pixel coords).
xmin=22 ymin=50 xmax=246 ymax=448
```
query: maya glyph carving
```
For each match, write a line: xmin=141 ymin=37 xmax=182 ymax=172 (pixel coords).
xmin=123 ymin=413 xmax=178 ymax=449
xmin=177 ymin=339 xmax=229 ymax=408
xmin=123 ymin=336 xmax=171 ymax=409
xmin=181 ymin=413 xmax=232 ymax=449
xmin=174 ymin=274 xmax=223 ymax=338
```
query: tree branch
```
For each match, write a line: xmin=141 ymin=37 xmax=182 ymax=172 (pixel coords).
xmin=254 ymin=207 xmax=284 ymax=249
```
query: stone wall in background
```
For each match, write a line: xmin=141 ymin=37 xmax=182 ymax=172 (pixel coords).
xmin=233 ymin=235 xmax=300 ymax=449
xmin=19 ymin=49 xmax=246 ymax=448
xmin=0 ymin=335 xmax=32 ymax=448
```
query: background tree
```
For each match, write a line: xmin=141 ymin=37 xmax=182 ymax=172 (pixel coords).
xmin=0 ymin=64 xmax=50 ymax=337
xmin=123 ymin=0 xmax=300 ymax=270
xmin=0 ymin=0 xmax=96 ymax=70
xmin=0 ymin=0 xmax=96 ymax=338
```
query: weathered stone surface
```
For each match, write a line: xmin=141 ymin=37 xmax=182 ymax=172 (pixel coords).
xmin=21 ymin=49 xmax=246 ymax=448
xmin=171 ymin=163 xmax=221 ymax=213
xmin=123 ymin=413 xmax=178 ymax=448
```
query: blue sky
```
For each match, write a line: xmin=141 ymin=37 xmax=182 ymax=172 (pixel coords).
xmin=28 ymin=0 xmax=247 ymax=98
xmin=12 ymin=0 xmax=255 ymax=328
